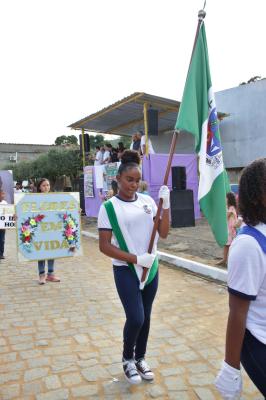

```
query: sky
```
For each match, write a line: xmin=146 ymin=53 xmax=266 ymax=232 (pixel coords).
xmin=0 ymin=0 xmax=265 ymax=145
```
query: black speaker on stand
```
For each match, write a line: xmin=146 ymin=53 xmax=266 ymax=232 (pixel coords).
xmin=147 ymin=109 xmax=158 ymax=136
xmin=170 ymin=166 xmax=195 ymax=228
xmin=79 ymin=133 xmax=90 ymax=154
xmin=79 ymin=174 xmax=86 ymax=215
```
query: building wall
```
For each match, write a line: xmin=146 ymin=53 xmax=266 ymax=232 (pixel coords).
xmin=216 ymin=79 xmax=266 ymax=168
xmin=0 ymin=143 xmax=55 ymax=169
xmin=151 ymin=79 xmax=266 ymax=175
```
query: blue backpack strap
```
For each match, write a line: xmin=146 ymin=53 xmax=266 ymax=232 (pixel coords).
xmin=238 ymin=225 xmax=266 ymax=253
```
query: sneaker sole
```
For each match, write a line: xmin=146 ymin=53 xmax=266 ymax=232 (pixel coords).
xmin=137 ymin=370 xmax=154 ymax=380
xmin=124 ymin=374 xmax=142 ymax=385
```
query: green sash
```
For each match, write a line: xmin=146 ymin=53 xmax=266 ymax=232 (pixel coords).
xmin=104 ymin=200 xmax=158 ymax=286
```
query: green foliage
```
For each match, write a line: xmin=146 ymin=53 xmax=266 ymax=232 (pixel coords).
xmin=55 ymin=135 xmax=78 ymax=145
xmin=5 ymin=148 xmax=82 ymax=183
xmin=90 ymin=134 xmax=105 ymax=149
xmin=89 ymin=134 xmax=131 ymax=150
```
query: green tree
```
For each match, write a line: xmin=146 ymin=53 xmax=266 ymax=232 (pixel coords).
xmin=90 ymin=134 xmax=105 ymax=149
xmin=55 ymin=135 xmax=78 ymax=145
xmin=4 ymin=148 xmax=82 ymax=184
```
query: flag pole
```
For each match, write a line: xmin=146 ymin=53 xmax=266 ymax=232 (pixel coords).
xmin=189 ymin=8 xmax=206 ymax=68
xmin=140 ymin=6 xmax=206 ymax=287
xmin=139 ymin=130 xmax=178 ymax=287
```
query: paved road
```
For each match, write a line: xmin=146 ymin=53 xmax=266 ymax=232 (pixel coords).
xmin=0 ymin=230 xmax=261 ymax=399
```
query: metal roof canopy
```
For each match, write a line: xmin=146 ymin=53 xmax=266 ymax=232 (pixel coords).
xmin=68 ymin=92 xmax=228 ymax=137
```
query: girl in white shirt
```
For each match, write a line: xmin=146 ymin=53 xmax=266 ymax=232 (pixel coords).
xmin=215 ymin=158 xmax=266 ymax=399
xmin=98 ymin=150 xmax=169 ymax=385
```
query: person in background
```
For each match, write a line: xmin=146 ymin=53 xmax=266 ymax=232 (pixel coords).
xmin=130 ymin=133 xmax=141 ymax=153
xmin=28 ymin=179 xmax=37 ymax=193
xmin=111 ymin=146 xmax=119 ymax=163
xmin=14 ymin=182 xmax=22 ymax=193
xmin=99 ymin=180 xmax=118 ymax=202
xmin=138 ymin=181 xmax=149 ymax=195
xmin=216 ymin=192 xmax=238 ymax=266
xmin=94 ymin=146 xmax=104 ymax=166
xmin=215 ymin=158 xmax=266 ymax=399
xmin=140 ymin=131 xmax=155 ymax=156
xmin=36 ymin=178 xmax=60 ymax=285
xmin=102 ymin=144 xmax=112 ymax=164
xmin=117 ymin=142 xmax=125 ymax=160
xmin=0 ymin=190 xmax=8 ymax=260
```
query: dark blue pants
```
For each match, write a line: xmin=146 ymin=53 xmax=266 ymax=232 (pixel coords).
xmin=241 ymin=329 xmax=266 ymax=398
xmin=0 ymin=229 xmax=5 ymax=256
xmin=113 ymin=265 xmax=158 ymax=360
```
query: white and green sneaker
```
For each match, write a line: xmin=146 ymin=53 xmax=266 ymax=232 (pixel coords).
xmin=122 ymin=358 xmax=142 ymax=385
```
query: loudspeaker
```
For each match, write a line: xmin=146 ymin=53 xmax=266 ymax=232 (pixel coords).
xmin=172 ymin=166 xmax=186 ymax=190
xmin=147 ymin=108 xmax=158 ymax=136
xmin=79 ymin=133 xmax=90 ymax=154
xmin=79 ymin=174 xmax=86 ymax=215
xmin=170 ymin=189 xmax=195 ymax=228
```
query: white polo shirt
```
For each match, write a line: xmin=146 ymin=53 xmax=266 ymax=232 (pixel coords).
xmin=94 ymin=150 xmax=103 ymax=166
xmin=228 ymin=223 xmax=266 ymax=344
xmin=103 ymin=150 xmax=110 ymax=163
xmin=140 ymin=136 xmax=155 ymax=154
xmin=98 ymin=193 xmax=158 ymax=266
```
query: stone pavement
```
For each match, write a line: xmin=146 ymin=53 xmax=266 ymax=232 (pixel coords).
xmin=0 ymin=230 xmax=261 ymax=400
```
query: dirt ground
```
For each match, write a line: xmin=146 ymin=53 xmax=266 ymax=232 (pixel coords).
xmin=81 ymin=216 xmax=225 ymax=268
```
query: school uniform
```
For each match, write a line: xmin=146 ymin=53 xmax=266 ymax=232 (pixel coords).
xmin=98 ymin=193 xmax=159 ymax=361
xmin=228 ymin=223 xmax=266 ymax=396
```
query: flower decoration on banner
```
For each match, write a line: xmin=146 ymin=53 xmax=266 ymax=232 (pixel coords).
xmin=19 ymin=214 xmax=45 ymax=252
xmin=58 ymin=212 xmax=79 ymax=252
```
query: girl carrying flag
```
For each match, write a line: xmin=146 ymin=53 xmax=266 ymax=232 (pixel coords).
xmin=98 ymin=150 xmax=170 ymax=384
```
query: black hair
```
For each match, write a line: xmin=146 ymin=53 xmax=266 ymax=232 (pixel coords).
xmin=37 ymin=178 xmax=50 ymax=193
xmin=226 ymin=192 xmax=237 ymax=208
xmin=111 ymin=180 xmax=118 ymax=194
xmin=96 ymin=146 xmax=100 ymax=150
xmin=118 ymin=150 xmax=141 ymax=175
xmin=238 ymin=158 xmax=266 ymax=226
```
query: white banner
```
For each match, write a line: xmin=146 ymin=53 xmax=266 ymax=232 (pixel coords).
xmin=0 ymin=205 xmax=15 ymax=229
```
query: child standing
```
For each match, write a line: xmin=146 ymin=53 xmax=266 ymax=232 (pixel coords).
xmin=138 ymin=181 xmax=149 ymax=195
xmin=216 ymin=192 xmax=238 ymax=266
xmin=0 ymin=190 xmax=8 ymax=259
xmin=215 ymin=158 xmax=266 ymax=399
xmin=98 ymin=150 xmax=170 ymax=384
xmin=37 ymin=178 xmax=60 ymax=285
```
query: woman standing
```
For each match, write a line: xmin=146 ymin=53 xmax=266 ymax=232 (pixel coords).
xmin=98 ymin=150 xmax=169 ymax=384
xmin=215 ymin=158 xmax=266 ymax=399
xmin=37 ymin=178 xmax=60 ymax=285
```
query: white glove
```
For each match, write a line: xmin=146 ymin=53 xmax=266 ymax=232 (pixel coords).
xmin=214 ymin=361 xmax=242 ymax=400
xmin=137 ymin=253 xmax=156 ymax=269
xmin=159 ymin=185 xmax=170 ymax=209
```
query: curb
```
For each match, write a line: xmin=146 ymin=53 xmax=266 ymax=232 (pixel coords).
xmin=82 ymin=230 xmax=227 ymax=283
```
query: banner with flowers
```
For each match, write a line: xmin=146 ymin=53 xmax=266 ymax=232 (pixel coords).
xmin=15 ymin=192 xmax=82 ymax=262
